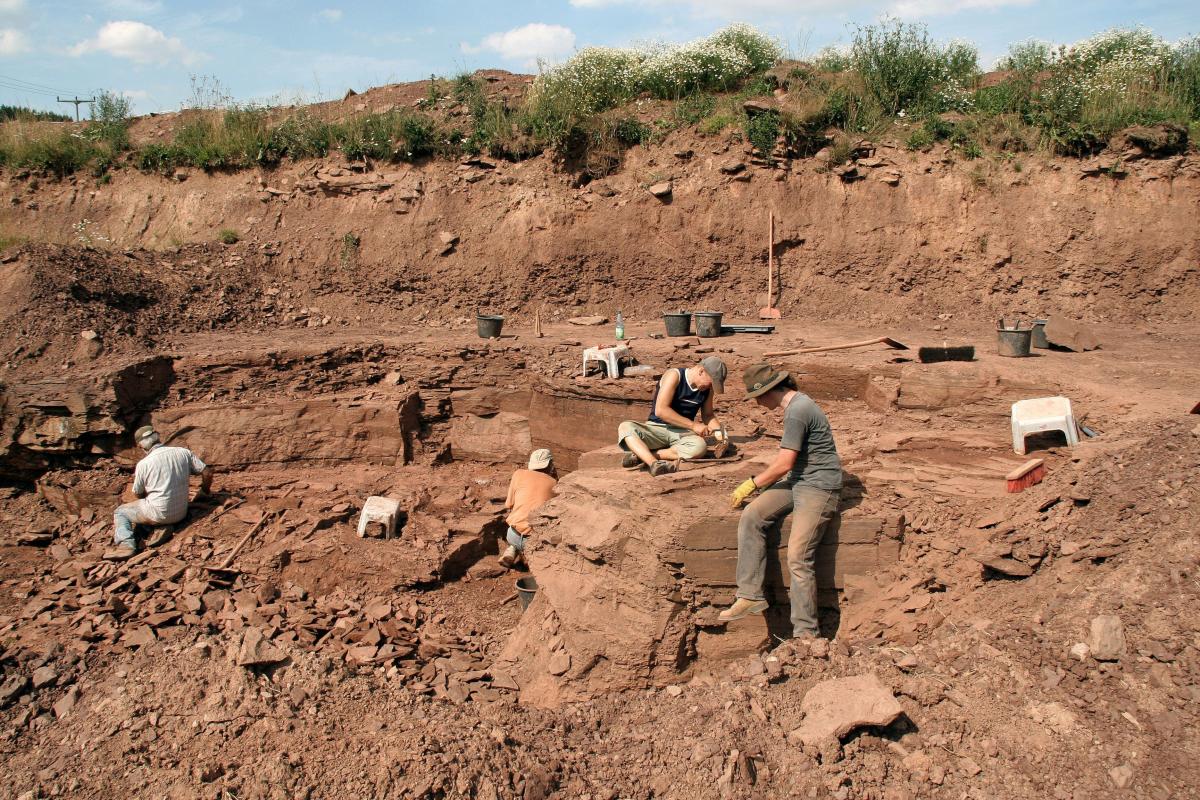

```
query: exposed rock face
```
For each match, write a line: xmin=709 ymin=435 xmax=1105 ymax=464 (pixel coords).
xmin=0 ymin=356 xmax=174 ymax=479
xmin=449 ymin=382 xmax=645 ymax=470
xmin=150 ymin=392 xmax=420 ymax=469
xmin=449 ymin=411 xmax=532 ymax=464
xmin=494 ymin=448 xmax=903 ymax=706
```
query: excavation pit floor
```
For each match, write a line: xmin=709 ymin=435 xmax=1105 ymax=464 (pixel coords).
xmin=1 ymin=315 xmax=1199 ymax=798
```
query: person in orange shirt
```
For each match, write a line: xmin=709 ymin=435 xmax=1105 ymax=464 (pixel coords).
xmin=500 ymin=448 xmax=558 ymax=568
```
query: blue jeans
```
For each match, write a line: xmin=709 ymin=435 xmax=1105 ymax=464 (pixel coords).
xmin=113 ymin=501 xmax=151 ymax=549
xmin=506 ymin=526 xmax=526 ymax=552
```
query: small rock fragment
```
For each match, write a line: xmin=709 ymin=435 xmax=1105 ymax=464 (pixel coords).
xmin=53 ymin=686 xmax=80 ymax=719
xmin=0 ymin=674 xmax=31 ymax=707
xmin=31 ymin=666 xmax=58 ymax=689
xmin=548 ymin=652 xmax=571 ymax=676
xmin=1089 ymin=615 xmax=1126 ymax=661
xmin=1109 ymin=763 xmax=1134 ymax=789
xmin=237 ymin=627 xmax=287 ymax=667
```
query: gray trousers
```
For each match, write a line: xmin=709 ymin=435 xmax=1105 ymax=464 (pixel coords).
xmin=735 ymin=481 xmax=839 ymax=638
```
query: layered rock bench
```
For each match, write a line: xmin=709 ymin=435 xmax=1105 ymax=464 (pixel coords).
xmin=494 ymin=444 xmax=904 ymax=706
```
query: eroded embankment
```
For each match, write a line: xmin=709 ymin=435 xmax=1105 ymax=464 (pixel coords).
xmin=3 ymin=131 xmax=1199 ymax=331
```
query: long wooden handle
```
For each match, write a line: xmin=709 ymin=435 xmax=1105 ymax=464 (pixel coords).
xmin=218 ymin=511 xmax=274 ymax=569
xmin=767 ymin=212 xmax=774 ymax=303
xmin=765 ymin=337 xmax=890 ymax=357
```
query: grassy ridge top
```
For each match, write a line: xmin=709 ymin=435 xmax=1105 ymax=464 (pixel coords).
xmin=2 ymin=21 xmax=1197 ymax=180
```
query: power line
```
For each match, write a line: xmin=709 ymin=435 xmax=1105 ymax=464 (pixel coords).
xmin=0 ymin=73 xmax=80 ymax=96
xmin=0 ymin=80 xmax=60 ymax=97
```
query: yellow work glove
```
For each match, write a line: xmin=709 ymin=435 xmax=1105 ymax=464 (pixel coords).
xmin=730 ymin=478 xmax=758 ymax=509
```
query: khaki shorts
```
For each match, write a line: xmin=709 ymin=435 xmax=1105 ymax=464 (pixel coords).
xmin=617 ymin=420 xmax=707 ymax=460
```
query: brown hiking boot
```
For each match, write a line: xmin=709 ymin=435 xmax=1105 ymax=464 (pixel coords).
xmin=621 ymin=452 xmax=643 ymax=470
xmin=718 ymin=598 xmax=768 ymax=622
xmin=103 ymin=544 xmax=137 ymax=561
xmin=649 ymin=460 xmax=678 ymax=477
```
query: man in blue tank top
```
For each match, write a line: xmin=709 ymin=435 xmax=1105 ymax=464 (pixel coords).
xmin=616 ymin=356 xmax=728 ymax=476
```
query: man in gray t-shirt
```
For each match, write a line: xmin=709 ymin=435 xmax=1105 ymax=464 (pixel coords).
xmin=106 ymin=425 xmax=213 ymax=561
xmin=720 ymin=364 xmax=842 ymax=638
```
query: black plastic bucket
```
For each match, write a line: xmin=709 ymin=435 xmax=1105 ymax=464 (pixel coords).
xmin=515 ymin=576 xmax=538 ymax=611
xmin=694 ymin=311 xmax=723 ymax=338
xmin=476 ymin=315 xmax=504 ymax=339
xmin=663 ymin=312 xmax=691 ymax=337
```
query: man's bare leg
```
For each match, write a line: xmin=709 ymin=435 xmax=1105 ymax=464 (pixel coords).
xmin=656 ymin=446 xmax=708 ymax=462
xmin=623 ymin=435 xmax=658 ymax=468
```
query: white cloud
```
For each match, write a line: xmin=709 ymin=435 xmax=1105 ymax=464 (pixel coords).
xmin=890 ymin=0 xmax=1034 ymax=16
xmin=569 ymin=0 xmax=843 ymax=12
xmin=462 ymin=22 xmax=576 ymax=66
xmin=316 ymin=8 xmax=343 ymax=22
xmin=0 ymin=26 xmax=28 ymax=55
xmin=0 ymin=0 xmax=26 ymax=15
xmin=71 ymin=20 xmax=201 ymax=64
xmin=104 ymin=0 xmax=163 ymax=13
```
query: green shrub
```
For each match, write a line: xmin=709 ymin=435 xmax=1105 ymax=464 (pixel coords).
xmin=10 ymin=131 xmax=98 ymax=177
xmin=528 ymin=24 xmax=780 ymax=148
xmin=613 ymin=117 xmax=651 ymax=145
xmin=997 ymin=40 xmax=1056 ymax=74
xmin=137 ymin=143 xmax=182 ymax=174
xmin=268 ymin=111 xmax=335 ymax=159
xmin=850 ymin=20 xmax=978 ymax=115
xmin=905 ymin=126 xmax=934 ymax=150
xmin=813 ymin=46 xmax=852 ymax=73
xmin=698 ymin=113 xmax=736 ymax=136
xmin=218 ymin=228 xmax=239 ymax=244
xmin=1168 ymin=35 xmax=1200 ymax=118
xmin=1023 ymin=27 xmax=1193 ymax=154
xmin=85 ymin=91 xmax=132 ymax=151
xmin=744 ymin=110 xmax=780 ymax=159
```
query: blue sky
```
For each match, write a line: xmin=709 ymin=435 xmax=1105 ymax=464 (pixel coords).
xmin=0 ymin=0 xmax=1196 ymax=116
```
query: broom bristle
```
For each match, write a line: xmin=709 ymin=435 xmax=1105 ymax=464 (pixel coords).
xmin=918 ymin=345 xmax=975 ymax=363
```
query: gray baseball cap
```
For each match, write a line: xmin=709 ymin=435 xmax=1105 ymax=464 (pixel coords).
xmin=700 ymin=356 xmax=727 ymax=394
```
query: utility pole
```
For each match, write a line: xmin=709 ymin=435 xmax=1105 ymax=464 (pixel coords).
xmin=56 ymin=96 xmax=95 ymax=122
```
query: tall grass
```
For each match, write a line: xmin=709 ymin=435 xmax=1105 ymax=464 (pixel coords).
xmin=1 ymin=23 xmax=1196 ymax=179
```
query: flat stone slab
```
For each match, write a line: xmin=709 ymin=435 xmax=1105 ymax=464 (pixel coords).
xmin=792 ymin=674 xmax=903 ymax=746
xmin=1044 ymin=317 xmax=1101 ymax=351
xmin=567 ymin=316 xmax=608 ymax=326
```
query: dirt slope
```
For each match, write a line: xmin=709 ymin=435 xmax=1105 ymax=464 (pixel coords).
xmin=3 ymin=119 xmax=1198 ymax=331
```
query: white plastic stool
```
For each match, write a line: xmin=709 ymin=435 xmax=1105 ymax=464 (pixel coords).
xmin=1011 ymin=396 xmax=1080 ymax=455
xmin=357 ymin=496 xmax=401 ymax=539
xmin=582 ymin=345 xmax=630 ymax=378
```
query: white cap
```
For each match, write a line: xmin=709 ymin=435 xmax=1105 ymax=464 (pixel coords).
xmin=528 ymin=448 xmax=552 ymax=470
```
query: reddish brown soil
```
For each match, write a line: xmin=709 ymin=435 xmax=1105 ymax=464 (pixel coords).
xmin=1 ymin=74 xmax=1199 ymax=800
